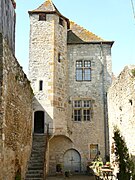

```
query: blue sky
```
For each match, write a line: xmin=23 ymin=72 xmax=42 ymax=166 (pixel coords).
xmin=15 ymin=0 xmax=135 ymax=76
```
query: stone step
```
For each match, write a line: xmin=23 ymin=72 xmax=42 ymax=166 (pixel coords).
xmin=25 ymin=134 xmax=47 ymax=180
xmin=26 ymin=169 xmax=43 ymax=174
xmin=28 ymin=164 xmax=44 ymax=167
xmin=28 ymin=164 xmax=44 ymax=168
xmin=31 ymin=153 xmax=44 ymax=157
xmin=25 ymin=174 xmax=43 ymax=178
xmin=25 ymin=178 xmax=43 ymax=180
xmin=29 ymin=161 xmax=44 ymax=165
xmin=28 ymin=166 xmax=44 ymax=170
xmin=29 ymin=157 xmax=44 ymax=161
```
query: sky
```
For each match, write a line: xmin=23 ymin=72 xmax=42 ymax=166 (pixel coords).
xmin=15 ymin=0 xmax=135 ymax=76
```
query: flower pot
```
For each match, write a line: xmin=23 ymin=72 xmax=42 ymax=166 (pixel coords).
xmin=65 ymin=171 xmax=70 ymax=177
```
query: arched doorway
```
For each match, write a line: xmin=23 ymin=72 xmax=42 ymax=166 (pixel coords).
xmin=34 ymin=111 xmax=44 ymax=133
xmin=64 ymin=149 xmax=81 ymax=173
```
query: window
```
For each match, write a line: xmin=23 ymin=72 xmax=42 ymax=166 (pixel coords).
xmin=59 ymin=17 xmax=64 ymax=27
xmin=73 ymin=100 xmax=91 ymax=121
xmin=76 ymin=60 xmax=91 ymax=81
xmin=58 ymin=53 xmax=61 ymax=63
xmin=90 ymin=144 xmax=99 ymax=160
xmin=39 ymin=80 xmax=43 ymax=91
xmin=39 ymin=13 xmax=46 ymax=21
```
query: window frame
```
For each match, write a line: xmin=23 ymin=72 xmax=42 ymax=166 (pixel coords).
xmin=76 ymin=60 xmax=91 ymax=81
xmin=90 ymin=144 xmax=99 ymax=160
xmin=39 ymin=13 xmax=46 ymax=21
xmin=59 ymin=17 xmax=64 ymax=27
xmin=39 ymin=80 xmax=43 ymax=91
xmin=58 ymin=53 xmax=61 ymax=63
xmin=73 ymin=100 xmax=92 ymax=122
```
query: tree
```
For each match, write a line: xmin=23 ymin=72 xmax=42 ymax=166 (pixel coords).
xmin=113 ymin=127 xmax=134 ymax=180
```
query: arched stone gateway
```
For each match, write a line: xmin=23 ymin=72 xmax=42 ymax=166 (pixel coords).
xmin=34 ymin=111 xmax=44 ymax=133
xmin=48 ymin=135 xmax=73 ymax=175
xmin=64 ymin=149 xmax=81 ymax=173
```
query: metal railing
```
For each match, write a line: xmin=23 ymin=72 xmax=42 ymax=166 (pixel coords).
xmin=43 ymin=124 xmax=49 ymax=180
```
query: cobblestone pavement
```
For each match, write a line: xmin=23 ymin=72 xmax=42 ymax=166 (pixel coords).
xmin=46 ymin=174 xmax=96 ymax=180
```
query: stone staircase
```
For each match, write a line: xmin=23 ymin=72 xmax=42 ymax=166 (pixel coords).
xmin=25 ymin=134 xmax=46 ymax=180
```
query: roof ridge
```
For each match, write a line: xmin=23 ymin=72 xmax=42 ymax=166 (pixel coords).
xmin=29 ymin=0 xmax=57 ymax=13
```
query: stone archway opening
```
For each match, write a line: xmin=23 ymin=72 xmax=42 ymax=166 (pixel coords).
xmin=34 ymin=111 xmax=44 ymax=133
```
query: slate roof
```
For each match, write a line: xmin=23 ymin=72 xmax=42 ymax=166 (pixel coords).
xmin=29 ymin=0 xmax=114 ymax=45
xmin=29 ymin=0 xmax=58 ymax=13
xmin=28 ymin=0 xmax=70 ymax=28
xmin=68 ymin=21 xmax=114 ymax=45
xmin=69 ymin=21 xmax=103 ymax=42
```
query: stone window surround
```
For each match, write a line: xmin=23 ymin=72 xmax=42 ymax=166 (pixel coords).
xmin=39 ymin=13 xmax=46 ymax=21
xmin=39 ymin=80 xmax=43 ymax=91
xmin=59 ymin=17 xmax=64 ymax=27
xmin=58 ymin=53 xmax=61 ymax=63
xmin=76 ymin=60 xmax=91 ymax=81
xmin=89 ymin=143 xmax=99 ymax=160
xmin=72 ymin=99 xmax=92 ymax=122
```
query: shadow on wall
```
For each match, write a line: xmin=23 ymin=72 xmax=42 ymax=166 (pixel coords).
xmin=32 ymin=97 xmax=53 ymax=135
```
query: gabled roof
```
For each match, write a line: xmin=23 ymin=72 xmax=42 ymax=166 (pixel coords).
xmin=69 ymin=21 xmax=103 ymax=42
xmin=68 ymin=21 xmax=114 ymax=45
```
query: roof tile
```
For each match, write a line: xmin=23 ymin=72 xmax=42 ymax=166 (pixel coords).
xmin=69 ymin=21 xmax=104 ymax=42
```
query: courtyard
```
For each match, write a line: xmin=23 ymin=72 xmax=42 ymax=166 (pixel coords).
xmin=46 ymin=175 xmax=96 ymax=180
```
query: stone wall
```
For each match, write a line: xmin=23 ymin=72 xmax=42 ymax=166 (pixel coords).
xmin=29 ymin=13 xmax=55 ymax=133
xmin=108 ymin=66 xmax=135 ymax=168
xmin=29 ymin=2 xmax=113 ymax=175
xmin=29 ymin=13 xmax=68 ymax=135
xmin=0 ymin=0 xmax=15 ymax=54
xmin=0 ymin=33 xmax=33 ymax=180
xmin=53 ymin=15 xmax=68 ymax=135
xmin=67 ymin=43 xmax=112 ymax=167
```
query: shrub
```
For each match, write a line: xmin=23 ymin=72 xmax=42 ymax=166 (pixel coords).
xmin=113 ymin=127 xmax=134 ymax=180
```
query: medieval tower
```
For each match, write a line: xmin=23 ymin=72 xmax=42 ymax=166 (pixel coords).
xmin=28 ymin=0 xmax=114 ymax=175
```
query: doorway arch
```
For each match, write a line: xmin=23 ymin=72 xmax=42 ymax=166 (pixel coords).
xmin=34 ymin=111 xmax=44 ymax=133
xmin=64 ymin=149 xmax=81 ymax=173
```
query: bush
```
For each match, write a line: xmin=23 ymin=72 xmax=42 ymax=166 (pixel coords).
xmin=113 ymin=127 xmax=134 ymax=180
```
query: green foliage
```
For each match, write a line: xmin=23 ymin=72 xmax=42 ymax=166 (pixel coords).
xmin=56 ymin=164 xmax=62 ymax=172
xmin=15 ymin=173 xmax=21 ymax=180
xmin=113 ymin=127 xmax=134 ymax=179
xmin=131 ymin=69 xmax=135 ymax=77
xmin=89 ymin=157 xmax=103 ymax=176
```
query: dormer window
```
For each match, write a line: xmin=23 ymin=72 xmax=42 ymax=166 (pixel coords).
xmin=39 ymin=13 xmax=46 ymax=21
xmin=59 ymin=17 xmax=64 ymax=27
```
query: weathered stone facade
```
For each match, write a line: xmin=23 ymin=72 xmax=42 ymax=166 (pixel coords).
xmin=0 ymin=0 xmax=15 ymax=53
xmin=108 ymin=66 xmax=135 ymax=170
xmin=29 ymin=0 xmax=113 ymax=175
xmin=0 ymin=33 xmax=33 ymax=180
xmin=0 ymin=1 xmax=33 ymax=179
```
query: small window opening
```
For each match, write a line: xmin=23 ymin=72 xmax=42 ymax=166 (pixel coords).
xmin=39 ymin=13 xmax=46 ymax=21
xmin=129 ymin=99 xmax=133 ymax=105
xmin=59 ymin=17 xmax=64 ymax=27
xmin=39 ymin=80 xmax=43 ymax=91
xmin=119 ymin=106 xmax=122 ymax=111
xmin=58 ymin=53 xmax=61 ymax=63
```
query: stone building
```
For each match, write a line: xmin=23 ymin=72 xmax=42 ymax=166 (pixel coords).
xmin=0 ymin=0 xmax=33 ymax=179
xmin=0 ymin=0 xmax=15 ymax=54
xmin=108 ymin=66 xmax=135 ymax=168
xmin=28 ymin=0 xmax=114 ymax=175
